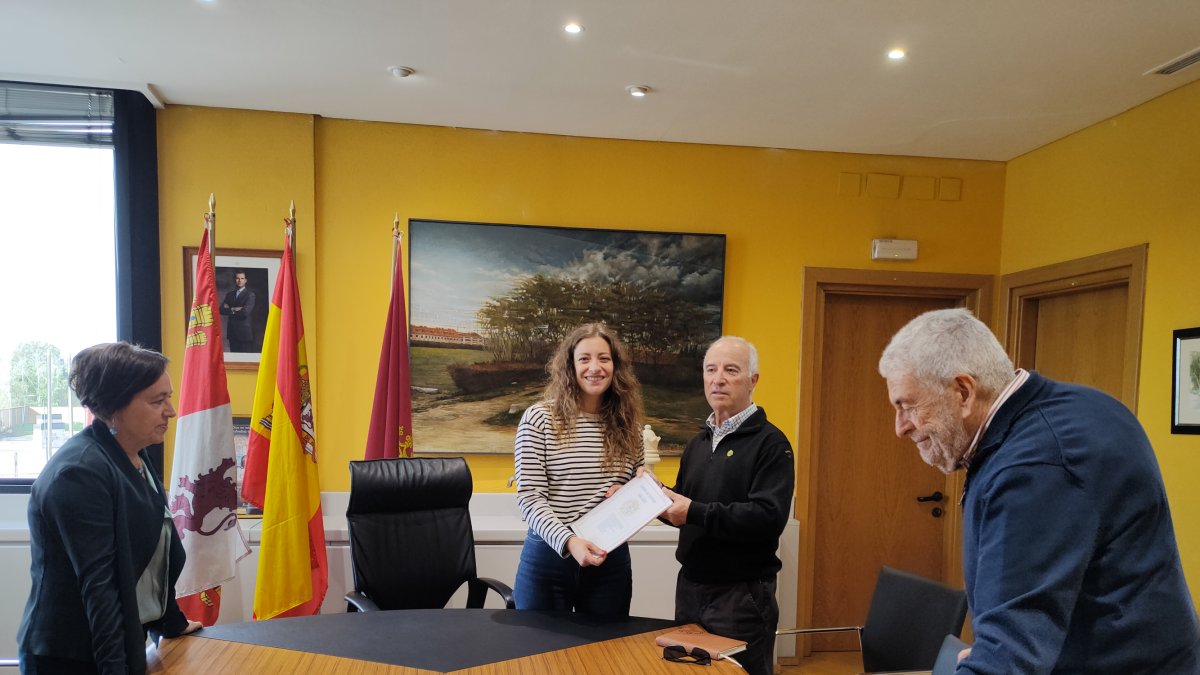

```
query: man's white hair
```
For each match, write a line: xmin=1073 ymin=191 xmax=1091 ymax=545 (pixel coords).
xmin=707 ymin=336 xmax=759 ymax=375
xmin=878 ymin=308 xmax=1013 ymax=396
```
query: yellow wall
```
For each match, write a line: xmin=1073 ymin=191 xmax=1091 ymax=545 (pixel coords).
xmin=1002 ymin=79 xmax=1200 ymax=591
xmin=157 ymin=107 xmax=1006 ymax=495
xmin=157 ymin=106 xmax=319 ymax=414
xmin=154 ymin=79 xmax=1199 ymax=601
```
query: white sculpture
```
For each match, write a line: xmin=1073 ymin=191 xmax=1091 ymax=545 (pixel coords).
xmin=642 ymin=424 xmax=664 ymax=526
xmin=642 ymin=424 xmax=661 ymax=470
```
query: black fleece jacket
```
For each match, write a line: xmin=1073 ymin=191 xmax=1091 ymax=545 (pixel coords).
xmin=673 ymin=407 xmax=795 ymax=584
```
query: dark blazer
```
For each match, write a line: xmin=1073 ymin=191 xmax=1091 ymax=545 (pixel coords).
xmin=219 ymin=286 xmax=256 ymax=344
xmin=19 ymin=420 xmax=190 ymax=674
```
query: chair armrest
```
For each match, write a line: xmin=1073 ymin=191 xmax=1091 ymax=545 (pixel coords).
xmin=466 ymin=577 xmax=516 ymax=609
xmin=776 ymin=625 xmax=862 ymax=636
xmin=344 ymin=590 xmax=381 ymax=612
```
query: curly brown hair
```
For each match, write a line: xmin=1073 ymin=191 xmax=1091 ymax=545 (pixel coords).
xmin=543 ymin=323 xmax=644 ymax=470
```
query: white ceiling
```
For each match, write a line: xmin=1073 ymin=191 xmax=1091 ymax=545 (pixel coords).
xmin=4 ymin=1 xmax=1200 ymax=161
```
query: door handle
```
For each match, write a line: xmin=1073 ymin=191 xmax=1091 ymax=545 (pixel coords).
xmin=916 ymin=491 xmax=944 ymax=503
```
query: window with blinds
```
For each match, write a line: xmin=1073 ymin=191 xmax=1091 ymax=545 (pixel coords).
xmin=0 ymin=81 xmax=115 ymax=147
xmin=0 ymin=81 xmax=118 ymax=480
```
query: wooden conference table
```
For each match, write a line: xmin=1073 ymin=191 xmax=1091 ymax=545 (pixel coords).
xmin=148 ymin=608 xmax=743 ymax=674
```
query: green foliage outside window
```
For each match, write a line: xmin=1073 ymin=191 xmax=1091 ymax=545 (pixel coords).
xmin=9 ymin=341 xmax=69 ymax=407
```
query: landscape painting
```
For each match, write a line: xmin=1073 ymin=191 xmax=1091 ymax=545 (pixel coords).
xmin=409 ymin=219 xmax=726 ymax=455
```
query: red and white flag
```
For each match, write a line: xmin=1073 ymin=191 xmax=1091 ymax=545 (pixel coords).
xmin=365 ymin=231 xmax=414 ymax=459
xmin=168 ymin=222 xmax=250 ymax=625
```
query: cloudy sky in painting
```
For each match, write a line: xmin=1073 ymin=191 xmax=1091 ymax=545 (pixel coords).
xmin=409 ymin=220 xmax=724 ymax=332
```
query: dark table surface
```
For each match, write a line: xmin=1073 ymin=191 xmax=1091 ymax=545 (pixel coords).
xmin=194 ymin=608 xmax=676 ymax=672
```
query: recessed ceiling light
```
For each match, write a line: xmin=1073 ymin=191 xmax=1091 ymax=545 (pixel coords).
xmin=564 ymin=23 xmax=583 ymax=34
xmin=888 ymin=49 xmax=906 ymax=60
xmin=626 ymin=85 xmax=650 ymax=98
xmin=388 ymin=66 xmax=415 ymax=79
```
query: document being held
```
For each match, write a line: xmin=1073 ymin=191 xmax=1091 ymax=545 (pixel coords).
xmin=572 ymin=472 xmax=671 ymax=552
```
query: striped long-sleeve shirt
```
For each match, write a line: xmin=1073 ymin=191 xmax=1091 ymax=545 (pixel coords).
xmin=514 ymin=402 xmax=642 ymax=556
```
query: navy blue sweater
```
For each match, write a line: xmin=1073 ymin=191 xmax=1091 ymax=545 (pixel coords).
xmin=961 ymin=373 xmax=1200 ymax=673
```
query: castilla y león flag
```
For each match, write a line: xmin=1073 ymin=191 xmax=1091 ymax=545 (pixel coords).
xmin=168 ymin=223 xmax=250 ymax=625
xmin=241 ymin=225 xmax=328 ymax=619
xmin=364 ymin=234 xmax=414 ymax=459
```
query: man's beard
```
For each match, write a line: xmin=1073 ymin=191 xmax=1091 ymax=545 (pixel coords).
xmin=916 ymin=402 xmax=972 ymax=474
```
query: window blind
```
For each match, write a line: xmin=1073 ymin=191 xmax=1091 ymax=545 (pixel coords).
xmin=0 ymin=81 xmax=115 ymax=147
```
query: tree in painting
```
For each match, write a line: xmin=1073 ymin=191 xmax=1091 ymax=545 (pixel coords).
xmin=409 ymin=221 xmax=725 ymax=455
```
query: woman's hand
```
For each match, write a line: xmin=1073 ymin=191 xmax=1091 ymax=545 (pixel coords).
xmin=566 ymin=535 xmax=608 ymax=567
xmin=605 ymin=467 xmax=660 ymax=498
xmin=637 ymin=466 xmax=662 ymax=486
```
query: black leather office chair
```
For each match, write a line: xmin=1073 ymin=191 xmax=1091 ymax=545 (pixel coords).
xmin=344 ymin=457 xmax=515 ymax=612
xmin=778 ymin=565 xmax=968 ymax=672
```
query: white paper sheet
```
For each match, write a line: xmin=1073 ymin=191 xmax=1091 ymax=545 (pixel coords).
xmin=571 ymin=472 xmax=672 ymax=552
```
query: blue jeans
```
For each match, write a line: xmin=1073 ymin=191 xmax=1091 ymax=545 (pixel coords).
xmin=513 ymin=531 xmax=632 ymax=619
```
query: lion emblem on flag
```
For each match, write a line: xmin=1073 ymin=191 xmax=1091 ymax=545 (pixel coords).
xmin=169 ymin=457 xmax=239 ymax=540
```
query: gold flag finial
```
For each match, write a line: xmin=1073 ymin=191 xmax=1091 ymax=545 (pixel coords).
xmin=208 ymin=193 xmax=215 ymax=215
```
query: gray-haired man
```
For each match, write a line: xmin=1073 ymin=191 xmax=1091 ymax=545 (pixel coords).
xmin=662 ymin=336 xmax=795 ymax=675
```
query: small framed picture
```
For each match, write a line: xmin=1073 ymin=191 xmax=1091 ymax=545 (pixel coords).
xmin=183 ymin=247 xmax=281 ymax=371
xmin=1172 ymin=327 xmax=1200 ymax=435
xmin=232 ymin=415 xmax=262 ymax=517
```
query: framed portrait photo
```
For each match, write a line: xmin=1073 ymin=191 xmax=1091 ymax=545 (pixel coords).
xmin=183 ymin=247 xmax=280 ymax=371
xmin=408 ymin=219 xmax=726 ymax=456
xmin=1172 ymin=327 xmax=1200 ymax=435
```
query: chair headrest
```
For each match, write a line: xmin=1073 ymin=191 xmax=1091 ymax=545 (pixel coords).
xmin=347 ymin=457 xmax=473 ymax=514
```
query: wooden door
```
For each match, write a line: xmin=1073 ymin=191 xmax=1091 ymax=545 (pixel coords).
xmin=796 ymin=268 xmax=993 ymax=654
xmin=1032 ymin=287 xmax=1127 ymax=398
xmin=1000 ymin=245 xmax=1146 ymax=410
xmin=811 ymin=293 xmax=955 ymax=649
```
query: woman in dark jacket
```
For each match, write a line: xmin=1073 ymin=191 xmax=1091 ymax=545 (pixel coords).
xmin=18 ymin=343 xmax=201 ymax=674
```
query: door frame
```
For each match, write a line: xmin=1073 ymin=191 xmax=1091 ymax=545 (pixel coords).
xmin=796 ymin=267 xmax=993 ymax=636
xmin=998 ymin=244 xmax=1147 ymax=412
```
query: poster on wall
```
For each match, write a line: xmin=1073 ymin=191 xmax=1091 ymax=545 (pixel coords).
xmin=408 ymin=219 xmax=726 ymax=455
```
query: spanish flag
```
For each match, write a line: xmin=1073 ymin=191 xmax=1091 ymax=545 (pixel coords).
xmin=242 ymin=224 xmax=328 ymax=619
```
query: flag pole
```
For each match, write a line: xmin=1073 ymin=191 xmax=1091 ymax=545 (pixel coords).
xmin=391 ymin=213 xmax=401 ymax=294
xmin=287 ymin=200 xmax=296 ymax=254
xmin=207 ymin=193 xmax=216 ymax=251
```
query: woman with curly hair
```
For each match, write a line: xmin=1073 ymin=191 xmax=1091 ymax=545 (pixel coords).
xmin=512 ymin=323 xmax=645 ymax=618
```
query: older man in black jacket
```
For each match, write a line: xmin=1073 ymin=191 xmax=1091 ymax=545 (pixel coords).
xmin=662 ymin=336 xmax=795 ymax=675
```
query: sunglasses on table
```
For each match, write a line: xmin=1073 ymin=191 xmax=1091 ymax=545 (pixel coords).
xmin=662 ymin=645 xmax=712 ymax=665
